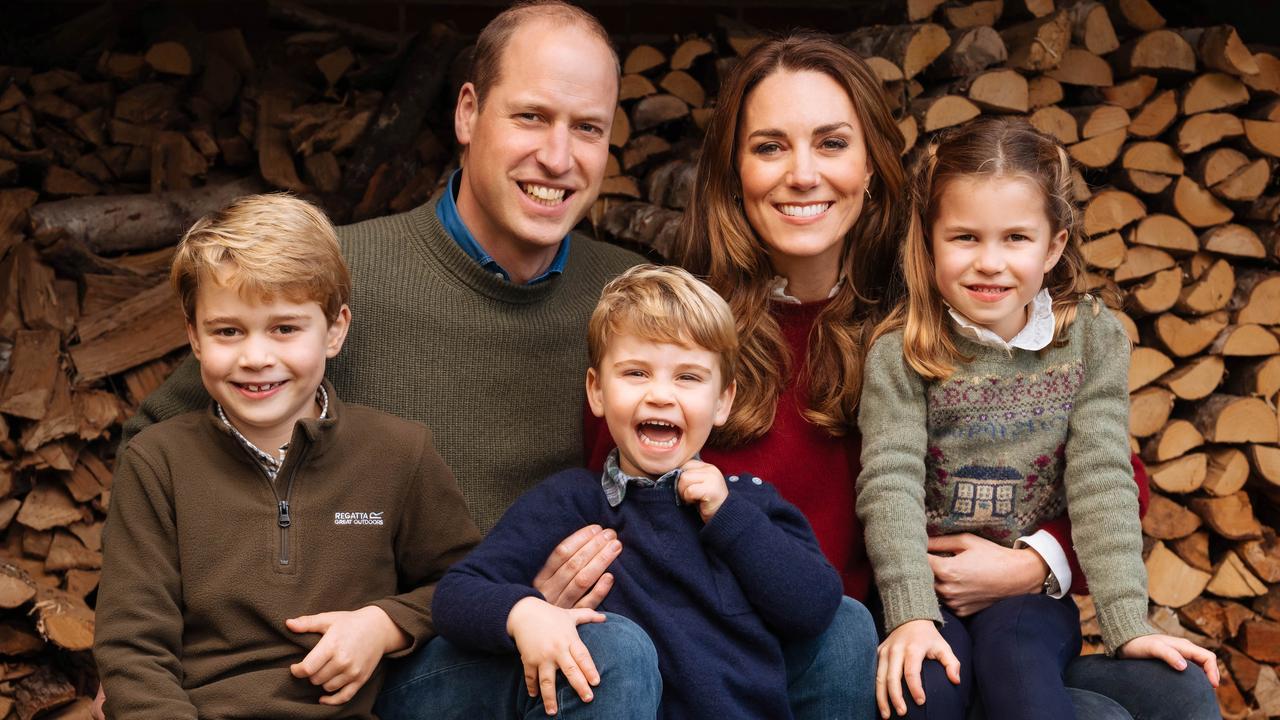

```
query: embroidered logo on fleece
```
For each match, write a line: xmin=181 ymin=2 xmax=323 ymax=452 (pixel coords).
xmin=334 ymin=511 xmax=384 ymax=526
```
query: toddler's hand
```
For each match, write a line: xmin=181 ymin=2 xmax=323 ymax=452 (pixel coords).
xmin=876 ymin=619 xmax=961 ymax=719
xmin=287 ymin=606 xmax=408 ymax=705
xmin=1117 ymin=633 xmax=1220 ymax=687
xmin=678 ymin=459 xmax=728 ymax=522
xmin=507 ymin=597 xmax=607 ymax=715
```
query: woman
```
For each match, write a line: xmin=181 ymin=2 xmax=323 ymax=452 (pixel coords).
xmin=671 ymin=33 xmax=1216 ymax=720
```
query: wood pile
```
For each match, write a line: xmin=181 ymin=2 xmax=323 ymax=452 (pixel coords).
xmin=0 ymin=0 xmax=1276 ymax=717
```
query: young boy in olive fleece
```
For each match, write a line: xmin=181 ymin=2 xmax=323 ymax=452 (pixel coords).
xmin=94 ymin=194 xmax=480 ymax=720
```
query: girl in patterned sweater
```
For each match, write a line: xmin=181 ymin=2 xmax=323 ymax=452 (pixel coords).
xmin=856 ymin=118 xmax=1218 ymax=720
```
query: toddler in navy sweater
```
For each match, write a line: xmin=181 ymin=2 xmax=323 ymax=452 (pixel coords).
xmin=431 ymin=265 xmax=843 ymax=719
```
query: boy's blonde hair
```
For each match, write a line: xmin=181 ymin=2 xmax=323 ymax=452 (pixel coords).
xmin=588 ymin=265 xmax=738 ymax=387
xmin=171 ymin=193 xmax=351 ymax=323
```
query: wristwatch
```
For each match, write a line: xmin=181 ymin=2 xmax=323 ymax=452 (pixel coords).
xmin=1042 ymin=571 xmax=1061 ymax=596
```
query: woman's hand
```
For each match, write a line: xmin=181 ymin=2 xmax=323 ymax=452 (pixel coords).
xmin=1118 ymin=634 xmax=1220 ymax=687
xmin=875 ymin=619 xmax=961 ymax=719
xmin=532 ymin=525 xmax=622 ymax=609
xmin=927 ymin=533 xmax=1047 ymax=616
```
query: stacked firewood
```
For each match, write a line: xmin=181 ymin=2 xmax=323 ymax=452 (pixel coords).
xmin=0 ymin=0 xmax=1277 ymax=717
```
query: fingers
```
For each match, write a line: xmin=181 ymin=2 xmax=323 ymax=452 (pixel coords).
xmin=886 ymin=642 xmax=908 ymax=718
xmin=319 ymin=676 xmax=365 ymax=706
xmin=558 ymin=642 xmax=598 ymax=705
xmin=1170 ymin=637 xmax=1220 ymax=688
xmin=91 ymin=685 xmax=106 ymax=720
xmin=926 ymin=534 xmax=969 ymax=553
xmin=539 ymin=660 xmax=559 ymax=716
xmin=523 ymin=658 xmax=539 ymax=699
xmin=875 ymin=644 xmax=891 ymax=719
xmin=571 ymin=637 xmax=602 ymax=688
xmin=902 ymin=646 xmax=926 ymax=708
xmin=290 ymin=639 xmax=332 ymax=679
xmin=285 ymin=613 xmax=334 ymax=635
xmin=932 ymin=642 xmax=962 ymax=686
xmin=574 ymin=572 xmax=614 ymax=610
xmin=536 ymin=526 xmax=619 ymax=608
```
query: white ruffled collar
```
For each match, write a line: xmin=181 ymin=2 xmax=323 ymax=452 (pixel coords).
xmin=768 ymin=275 xmax=843 ymax=305
xmin=948 ymin=288 xmax=1055 ymax=352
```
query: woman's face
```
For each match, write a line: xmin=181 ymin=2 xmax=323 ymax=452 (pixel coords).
xmin=736 ymin=69 xmax=873 ymax=281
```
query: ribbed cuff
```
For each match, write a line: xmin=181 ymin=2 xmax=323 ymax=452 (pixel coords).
xmin=1097 ymin=597 xmax=1155 ymax=654
xmin=880 ymin=579 xmax=943 ymax=633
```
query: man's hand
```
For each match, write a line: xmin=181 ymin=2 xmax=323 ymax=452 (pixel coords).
xmin=1118 ymin=634 xmax=1220 ymax=687
xmin=927 ymin=533 xmax=1047 ymax=616
xmin=533 ymin=525 xmax=621 ymax=609
xmin=677 ymin=460 xmax=728 ymax=523
xmin=875 ymin=619 xmax=961 ymax=719
xmin=507 ymin=597 xmax=606 ymax=716
xmin=286 ymin=605 xmax=408 ymax=705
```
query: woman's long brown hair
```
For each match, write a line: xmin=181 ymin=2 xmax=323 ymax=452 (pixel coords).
xmin=675 ymin=33 xmax=908 ymax=446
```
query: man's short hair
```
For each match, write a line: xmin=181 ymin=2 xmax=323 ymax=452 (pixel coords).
xmin=170 ymin=193 xmax=351 ymax=323
xmin=470 ymin=0 xmax=620 ymax=106
xmin=588 ymin=265 xmax=738 ymax=387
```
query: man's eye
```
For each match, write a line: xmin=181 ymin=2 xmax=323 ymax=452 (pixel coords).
xmin=577 ymin=123 xmax=603 ymax=136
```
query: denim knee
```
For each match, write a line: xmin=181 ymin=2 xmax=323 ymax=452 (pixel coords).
xmin=576 ymin=613 xmax=661 ymax=705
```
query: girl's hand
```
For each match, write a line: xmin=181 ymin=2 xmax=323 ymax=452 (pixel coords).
xmin=875 ymin=619 xmax=961 ymax=719
xmin=507 ymin=597 xmax=607 ymax=715
xmin=1117 ymin=634 xmax=1220 ymax=687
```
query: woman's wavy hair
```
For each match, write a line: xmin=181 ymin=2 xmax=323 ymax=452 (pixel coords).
xmin=877 ymin=117 xmax=1093 ymax=381
xmin=675 ymin=32 xmax=908 ymax=446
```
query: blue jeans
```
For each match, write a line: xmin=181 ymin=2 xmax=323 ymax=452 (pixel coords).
xmin=375 ymin=597 xmax=877 ymax=719
xmin=374 ymin=612 xmax=661 ymax=720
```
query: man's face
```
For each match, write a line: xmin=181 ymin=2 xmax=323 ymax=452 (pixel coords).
xmin=454 ymin=19 xmax=618 ymax=280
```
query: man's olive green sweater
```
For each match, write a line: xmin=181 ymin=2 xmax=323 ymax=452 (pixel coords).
xmin=857 ymin=300 xmax=1153 ymax=653
xmin=96 ymin=385 xmax=481 ymax=719
xmin=122 ymin=196 xmax=642 ymax=532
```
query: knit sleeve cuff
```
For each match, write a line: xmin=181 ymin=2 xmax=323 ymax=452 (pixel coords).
xmin=879 ymin=579 xmax=943 ymax=633
xmin=1097 ymin=596 xmax=1155 ymax=654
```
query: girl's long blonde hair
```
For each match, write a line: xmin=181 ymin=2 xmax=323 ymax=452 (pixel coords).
xmin=675 ymin=33 xmax=908 ymax=446
xmin=877 ymin=117 xmax=1093 ymax=381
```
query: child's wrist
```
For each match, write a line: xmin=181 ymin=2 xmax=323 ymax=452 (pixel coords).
xmin=361 ymin=605 xmax=409 ymax=654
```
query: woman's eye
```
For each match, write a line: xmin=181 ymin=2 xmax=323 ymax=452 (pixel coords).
xmin=754 ymin=142 xmax=782 ymax=155
xmin=820 ymin=137 xmax=848 ymax=150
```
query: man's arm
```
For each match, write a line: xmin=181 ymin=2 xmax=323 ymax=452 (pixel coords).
xmin=94 ymin=445 xmax=198 ymax=720
xmin=119 ymin=354 xmax=208 ymax=452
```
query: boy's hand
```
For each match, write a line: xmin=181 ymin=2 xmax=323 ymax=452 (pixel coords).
xmin=534 ymin=524 xmax=621 ymax=610
xmin=875 ymin=619 xmax=961 ymax=719
xmin=677 ymin=460 xmax=728 ymax=522
xmin=507 ymin=596 xmax=606 ymax=716
xmin=287 ymin=605 xmax=409 ymax=705
xmin=1117 ymin=633 xmax=1220 ymax=687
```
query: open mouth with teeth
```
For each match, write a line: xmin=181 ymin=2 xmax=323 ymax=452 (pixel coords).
xmin=965 ymin=285 xmax=1013 ymax=301
xmin=233 ymin=380 xmax=286 ymax=396
xmin=520 ymin=182 xmax=572 ymax=206
xmin=636 ymin=420 xmax=683 ymax=450
xmin=775 ymin=202 xmax=832 ymax=218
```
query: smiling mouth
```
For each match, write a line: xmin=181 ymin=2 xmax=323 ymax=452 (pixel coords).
xmin=520 ymin=182 xmax=571 ymax=206
xmin=775 ymin=202 xmax=832 ymax=218
xmin=637 ymin=420 xmax=682 ymax=449
xmin=234 ymin=381 xmax=286 ymax=393
xmin=965 ymin=285 xmax=1013 ymax=301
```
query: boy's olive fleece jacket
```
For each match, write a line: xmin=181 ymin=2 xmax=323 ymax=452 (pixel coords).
xmin=94 ymin=384 xmax=482 ymax=719
xmin=120 ymin=194 xmax=643 ymax=533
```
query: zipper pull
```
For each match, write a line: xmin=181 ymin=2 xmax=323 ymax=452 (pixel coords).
xmin=278 ymin=500 xmax=292 ymax=528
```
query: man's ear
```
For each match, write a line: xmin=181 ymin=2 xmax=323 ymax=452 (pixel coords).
xmin=455 ymin=82 xmax=479 ymax=148
xmin=585 ymin=367 xmax=606 ymax=418
xmin=325 ymin=305 xmax=352 ymax=358
xmin=713 ymin=379 xmax=737 ymax=427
